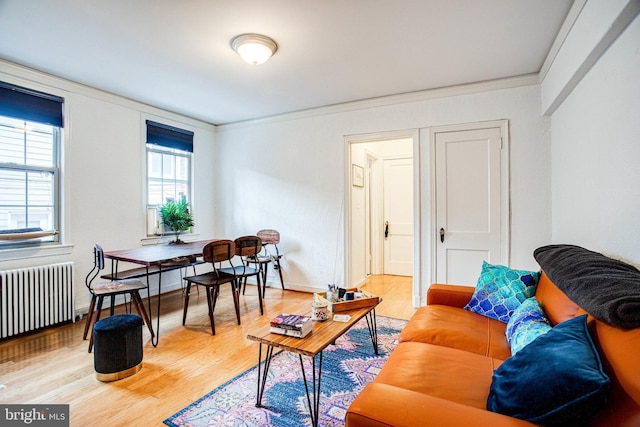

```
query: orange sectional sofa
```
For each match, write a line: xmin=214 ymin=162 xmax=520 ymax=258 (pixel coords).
xmin=346 ymin=272 xmax=640 ymax=426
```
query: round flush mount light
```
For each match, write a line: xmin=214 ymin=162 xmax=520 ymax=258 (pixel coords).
xmin=230 ymin=33 xmax=278 ymax=65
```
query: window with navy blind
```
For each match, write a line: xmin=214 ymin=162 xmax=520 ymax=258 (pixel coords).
xmin=146 ymin=120 xmax=193 ymax=236
xmin=0 ymin=81 xmax=63 ymax=247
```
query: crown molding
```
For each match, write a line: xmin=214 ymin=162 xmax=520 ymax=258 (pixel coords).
xmin=540 ymin=0 xmax=640 ymax=116
xmin=0 ymin=58 xmax=217 ymax=131
xmin=539 ymin=0 xmax=587 ymax=82
xmin=218 ymin=74 xmax=540 ymax=131
xmin=0 ymin=57 xmax=540 ymax=133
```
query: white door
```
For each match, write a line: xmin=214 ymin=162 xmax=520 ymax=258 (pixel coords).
xmin=383 ymin=158 xmax=413 ymax=276
xmin=435 ymin=126 xmax=505 ymax=286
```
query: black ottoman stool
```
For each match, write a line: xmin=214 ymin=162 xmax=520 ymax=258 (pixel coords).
xmin=93 ymin=313 xmax=143 ymax=381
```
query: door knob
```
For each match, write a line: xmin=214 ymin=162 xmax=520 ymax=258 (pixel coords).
xmin=439 ymin=228 xmax=445 ymax=243
xmin=384 ymin=221 xmax=389 ymax=239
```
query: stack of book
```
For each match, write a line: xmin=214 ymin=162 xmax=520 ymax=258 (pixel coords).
xmin=270 ymin=313 xmax=313 ymax=338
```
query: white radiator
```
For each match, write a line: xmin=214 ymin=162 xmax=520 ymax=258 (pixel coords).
xmin=0 ymin=262 xmax=74 ymax=339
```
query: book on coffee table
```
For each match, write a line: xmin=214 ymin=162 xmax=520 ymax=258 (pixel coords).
xmin=269 ymin=325 xmax=312 ymax=338
xmin=270 ymin=314 xmax=312 ymax=338
xmin=270 ymin=314 xmax=312 ymax=331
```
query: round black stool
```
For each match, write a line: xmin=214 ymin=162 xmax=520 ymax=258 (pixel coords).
xmin=93 ymin=313 xmax=143 ymax=382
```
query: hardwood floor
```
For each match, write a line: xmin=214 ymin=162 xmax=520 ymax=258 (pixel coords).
xmin=0 ymin=275 xmax=415 ymax=426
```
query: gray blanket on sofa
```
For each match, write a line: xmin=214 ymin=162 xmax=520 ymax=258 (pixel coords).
xmin=533 ymin=244 xmax=640 ymax=329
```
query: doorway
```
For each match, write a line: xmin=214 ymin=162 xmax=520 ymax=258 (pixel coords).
xmin=347 ymin=132 xmax=417 ymax=295
xmin=347 ymin=121 xmax=509 ymax=308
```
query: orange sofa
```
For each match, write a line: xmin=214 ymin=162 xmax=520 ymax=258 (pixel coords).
xmin=345 ymin=272 xmax=640 ymax=426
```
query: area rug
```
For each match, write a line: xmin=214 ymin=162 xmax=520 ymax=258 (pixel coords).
xmin=164 ymin=315 xmax=407 ymax=427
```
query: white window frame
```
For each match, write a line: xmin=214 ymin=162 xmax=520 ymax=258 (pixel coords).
xmin=145 ymin=144 xmax=193 ymax=237
xmin=0 ymin=117 xmax=61 ymax=249
xmin=142 ymin=116 xmax=196 ymax=245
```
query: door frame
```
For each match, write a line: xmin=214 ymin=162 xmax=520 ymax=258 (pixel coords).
xmin=344 ymin=129 xmax=421 ymax=307
xmin=366 ymin=150 xmax=382 ymax=276
xmin=426 ymin=119 xmax=510 ymax=285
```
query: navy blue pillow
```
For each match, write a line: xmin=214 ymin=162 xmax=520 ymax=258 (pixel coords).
xmin=487 ymin=315 xmax=609 ymax=427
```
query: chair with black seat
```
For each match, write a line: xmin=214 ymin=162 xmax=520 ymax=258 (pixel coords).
xmin=182 ymin=239 xmax=239 ymax=335
xmin=247 ymin=229 xmax=285 ymax=294
xmin=84 ymin=244 xmax=154 ymax=352
xmin=219 ymin=236 xmax=264 ymax=315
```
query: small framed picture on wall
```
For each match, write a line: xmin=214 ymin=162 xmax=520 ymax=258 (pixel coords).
xmin=352 ymin=164 xmax=364 ymax=187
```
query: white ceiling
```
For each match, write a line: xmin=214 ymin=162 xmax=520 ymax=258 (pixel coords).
xmin=0 ymin=0 xmax=573 ymax=125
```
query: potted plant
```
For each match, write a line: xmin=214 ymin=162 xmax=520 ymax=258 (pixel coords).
xmin=159 ymin=199 xmax=194 ymax=244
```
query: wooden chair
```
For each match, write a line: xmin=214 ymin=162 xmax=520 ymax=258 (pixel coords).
xmin=219 ymin=236 xmax=264 ymax=315
xmin=84 ymin=244 xmax=154 ymax=352
xmin=247 ymin=229 xmax=285 ymax=294
xmin=182 ymin=239 xmax=239 ymax=335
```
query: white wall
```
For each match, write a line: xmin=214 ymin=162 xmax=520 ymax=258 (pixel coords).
xmin=216 ymin=82 xmax=551 ymax=300
xmin=0 ymin=60 xmax=217 ymax=313
xmin=544 ymin=5 xmax=640 ymax=265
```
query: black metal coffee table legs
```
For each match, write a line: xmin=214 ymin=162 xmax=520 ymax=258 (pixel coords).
xmin=254 ymin=309 xmax=379 ymax=427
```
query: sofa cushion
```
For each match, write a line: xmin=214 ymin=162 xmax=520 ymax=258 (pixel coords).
xmin=376 ymin=341 xmax=503 ymax=410
xmin=347 ymin=383 xmax=538 ymax=427
xmin=400 ymin=305 xmax=511 ymax=360
xmin=427 ymin=283 xmax=476 ymax=308
xmin=535 ymin=272 xmax=586 ymax=325
xmin=505 ymin=297 xmax=552 ymax=355
xmin=487 ymin=315 xmax=610 ymax=426
xmin=589 ymin=319 xmax=640 ymax=426
xmin=464 ymin=262 xmax=540 ymax=323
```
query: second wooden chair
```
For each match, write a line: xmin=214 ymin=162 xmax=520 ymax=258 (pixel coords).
xmin=219 ymin=236 xmax=264 ymax=315
xmin=182 ymin=239 xmax=239 ymax=335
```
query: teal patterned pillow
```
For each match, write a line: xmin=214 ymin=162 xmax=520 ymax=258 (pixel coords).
xmin=506 ymin=297 xmax=552 ymax=354
xmin=464 ymin=262 xmax=540 ymax=323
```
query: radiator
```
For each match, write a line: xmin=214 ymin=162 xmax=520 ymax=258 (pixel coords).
xmin=0 ymin=262 xmax=74 ymax=339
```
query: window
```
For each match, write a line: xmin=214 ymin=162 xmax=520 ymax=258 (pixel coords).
xmin=145 ymin=120 xmax=193 ymax=236
xmin=0 ymin=82 xmax=63 ymax=247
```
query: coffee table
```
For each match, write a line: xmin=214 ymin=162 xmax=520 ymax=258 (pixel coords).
xmin=246 ymin=302 xmax=380 ymax=427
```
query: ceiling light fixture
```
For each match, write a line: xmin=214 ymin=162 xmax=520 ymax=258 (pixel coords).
xmin=230 ymin=33 xmax=278 ymax=65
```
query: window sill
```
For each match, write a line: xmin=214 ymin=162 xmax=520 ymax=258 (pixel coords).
xmin=0 ymin=244 xmax=74 ymax=262
xmin=140 ymin=233 xmax=200 ymax=246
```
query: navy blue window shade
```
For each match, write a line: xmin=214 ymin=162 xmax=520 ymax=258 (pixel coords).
xmin=146 ymin=120 xmax=194 ymax=153
xmin=0 ymin=81 xmax=64 ymax=127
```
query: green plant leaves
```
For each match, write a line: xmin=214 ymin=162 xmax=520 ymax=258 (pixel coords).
xmin=160 ymin=200 xmax=194 ymax=242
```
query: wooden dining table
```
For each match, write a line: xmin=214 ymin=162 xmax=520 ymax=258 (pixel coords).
xmin=103 ymin=239 xmax=219 ymax=346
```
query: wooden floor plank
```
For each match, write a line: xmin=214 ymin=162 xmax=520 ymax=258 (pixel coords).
xmin=0 ymin=275 xmax=415 ymax=426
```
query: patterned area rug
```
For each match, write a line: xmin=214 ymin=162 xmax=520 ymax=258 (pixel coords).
xmin=164 ymin=315 xmax=406 ymax=427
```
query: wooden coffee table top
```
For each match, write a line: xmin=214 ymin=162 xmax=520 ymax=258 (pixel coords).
xmin=247 ymin=304 xmax=378 ymax=358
